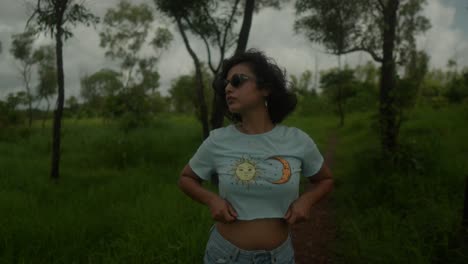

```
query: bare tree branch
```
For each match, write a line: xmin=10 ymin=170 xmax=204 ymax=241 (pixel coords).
xmin=182 ymin=16 xmax=217 ymax=73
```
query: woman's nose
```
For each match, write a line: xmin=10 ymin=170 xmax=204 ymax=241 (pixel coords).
xmin=225 ymin=83 xmax=234 ymax=94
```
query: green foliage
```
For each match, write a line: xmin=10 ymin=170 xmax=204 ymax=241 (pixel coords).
xmin=320 ymin=68 xmax=358 ymax=125
xmin=169 ymin=75 xmax=196 ymax=114
xmin=100 ymin=0 xmax=154 ymax=66
xmin=296 ymin=93 xmax=332 ymax=116
xmin=28 ymin=0 xmax=99 ymax=40
xmin=80 ymin=68 xmax=123 ymax=116
xmin=0 ymin=116 xmax=212 ymax=263
xmin=10 ymin=28 xmax=37 ymax=126
xmin=321 ymin=68 xmax=357 ymax=101
xmin=294 ymin=0 xmax=362 ymax=54
xmin=445 ymin=71 xmax=468 ymax=103
xmin=290 ymin=70 xmax=317 ymax=97
xmin=1 ymin=106 xmax=467 ymax=262
xmin=100 ymin=0 xmax=172 ymax=87
xmin=393 ymin=50 xmax=430 ymax=111
xmin=0 ymin=92 xmax=29 ymax=129
xmin=332 ymin=106 xmax=468 ymax=264
xmin=168 ymin=65 xmax=214 ymax=118
xmin=10 ymin=28 xmax=36 ymax=63
xmin=344 ymin=62 xmax=379 ymax=112
xmin=34 ymin=45 xmax=57 ymax=105
xmin=294 ymin=0 xmax=431 ymax=64
xmin=64 ymin=96 xmax=80 ymax=117
xmin=97 ymin=0 xmax=172 ymax=130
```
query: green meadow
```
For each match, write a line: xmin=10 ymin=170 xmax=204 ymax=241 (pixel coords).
xmin=1 ymin=106 xmax=467 ymax=263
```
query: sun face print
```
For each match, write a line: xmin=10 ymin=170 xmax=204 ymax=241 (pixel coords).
xmin=230 ymin=155 xmax=264 ymax=188
xmin=236 ymin=162 xmax=256 ymax=181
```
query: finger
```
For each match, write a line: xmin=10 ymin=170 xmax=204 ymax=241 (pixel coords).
xmin=227 ymin=203 xmax=238 ymax=218
xmin=284 ymin=208 xmax=291 ymax=219
xmin=287 ymin=214 xmax=296 ymax=225
xmin=223 ymin=210 xmax=235 ymax=222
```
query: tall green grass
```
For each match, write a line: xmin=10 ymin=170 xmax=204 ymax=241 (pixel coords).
xmin=1 ymin=106 xmax=466 ymax=263
xmin=332 ymin=105 xmax=468 ymax=264
xmin=0 ymin=115 xmax=215 ymax=263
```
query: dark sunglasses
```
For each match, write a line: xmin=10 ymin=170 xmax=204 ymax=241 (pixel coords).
xmin=224 ymin=74 xmax=251 ymax=88
xmin=213 ymin=73 xmax=252 ymax=94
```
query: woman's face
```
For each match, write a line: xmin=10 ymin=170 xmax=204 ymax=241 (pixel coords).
xmin=225 ymin=63 xmax=269 ymax=115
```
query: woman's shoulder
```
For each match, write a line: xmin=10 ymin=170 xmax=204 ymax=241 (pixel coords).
xmin=207 ymin=124 xmax=235 ymax=139
xmin=275 ymin=124 xmax=307 ymax=137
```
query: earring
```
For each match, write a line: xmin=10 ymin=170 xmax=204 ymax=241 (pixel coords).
xmin=264 ymin=99 xmax=268 ymax=107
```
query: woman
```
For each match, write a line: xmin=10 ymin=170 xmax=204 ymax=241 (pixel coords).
xmin=178 ymin=49 xmax=334 ymax=264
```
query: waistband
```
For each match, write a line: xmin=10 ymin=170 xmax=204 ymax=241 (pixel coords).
xmin=207 ymin=224 xmax=293 ymax=263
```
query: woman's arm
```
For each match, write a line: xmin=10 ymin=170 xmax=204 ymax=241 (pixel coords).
xmin=178 ymin=164 xmax=238 ymax=222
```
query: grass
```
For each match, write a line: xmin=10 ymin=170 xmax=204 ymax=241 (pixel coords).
xmin=331 ymin=105 xmax=468 ymax=263
xmin=0 ymin=106 xmax=467 ymax=263
xmin=0 ymin=114 xmax=212 ymax=263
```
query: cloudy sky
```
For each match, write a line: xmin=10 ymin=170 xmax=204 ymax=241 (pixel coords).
xmin=1 ymin=0 xmax=467 ymax=101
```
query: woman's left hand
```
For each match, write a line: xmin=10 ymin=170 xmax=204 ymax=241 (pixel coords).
xmin=283 ymin=198 xmax=312 ymax=225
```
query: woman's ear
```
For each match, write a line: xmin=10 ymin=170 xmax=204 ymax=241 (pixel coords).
xmin=261 ymin=87 xmax=270 ymax=97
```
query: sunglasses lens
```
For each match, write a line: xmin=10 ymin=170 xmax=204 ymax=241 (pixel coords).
xmin=231 ymin=74 xmax=242 ymax=87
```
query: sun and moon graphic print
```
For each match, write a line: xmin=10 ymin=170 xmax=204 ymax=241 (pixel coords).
xmin=226 ymin=154 xmax=296 ymax=190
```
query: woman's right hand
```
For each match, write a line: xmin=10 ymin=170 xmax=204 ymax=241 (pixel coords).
xmin=207 ymin=196 xmax=238 ymax=223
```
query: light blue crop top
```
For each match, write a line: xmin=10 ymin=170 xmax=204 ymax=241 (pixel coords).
xmin=188 ymin=124 xmax=324 ymax=220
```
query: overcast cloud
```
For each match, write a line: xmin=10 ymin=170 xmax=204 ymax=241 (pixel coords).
xmin=1 ymin=0 xmax=467 ymax=101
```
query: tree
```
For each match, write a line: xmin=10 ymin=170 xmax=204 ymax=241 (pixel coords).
xmin=168 ymin=65 xmax=214 ymax=117
xmin=33 ymin=45 xmax=57 ymax=128
xmin=154 ymin=0 xmax=215 ymax=139
xmin=65 ymin=95 xmax=79 ymax=117
xmin=349 ymin=61 xmax=379 ymax=112
xmin=400 ymin=50 xmax=429 ymax=109
xmin=10 ymin=28 xmax=37 ymax=128
xmin=99 ymin=1 xmax=172 ymax=128
xmin=155 ymin=0 xmax=286 ymax=136
xmin=27 ymin=0 xmax=99 ymax=181
xmin=295 ymin=0 xmax=431 ymax=158
xmin=290 ymin=70 xmax=316 ymax=97
xmin=80 ymin=68 xmax=122 ymax=117
xmin=0 ymin=92 xmax=29 ymax=127
xmin=169 ymin=75 xmax=198 ymax=114
xmin=320 ymin=68 xmax=357 ymax=127
xmin=99 ymin=0 xmax=171 ymax=91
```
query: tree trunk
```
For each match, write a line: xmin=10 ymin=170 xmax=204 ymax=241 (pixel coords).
xmin=42 ymin=97 xmax=50 ymax=129
xmin=235 ymin=0 xmax=255 ymax=55
xmin=27 ymin=84 xmax=33 ymax=129
xmin=463 ymin=175 xmax=468 ymax=234
xmin=23 ymin=66 xmax=33 ymax=129
xmin=176 ymin=17 xmax=210 ymax=139
xmin=210 ymin=0 xmax=256 ymax=130
xmin=50 ymin=2 xmax=66 ymax=181
xmin=338 ymin=91 xmax=344 ymax=127
xmin=379 ymin=0 xmax=399 ymax=159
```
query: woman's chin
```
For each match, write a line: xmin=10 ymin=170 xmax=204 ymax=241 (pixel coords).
xmin=228 ymin=105 xmax=240 ymax=113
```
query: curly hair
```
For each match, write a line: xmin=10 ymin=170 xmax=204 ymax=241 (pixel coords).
xmin=213 ymin=49 xmax=297 ymax=124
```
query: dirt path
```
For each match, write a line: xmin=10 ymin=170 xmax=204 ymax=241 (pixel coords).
xmin=291 ymin=131 xmax=338 ymax=264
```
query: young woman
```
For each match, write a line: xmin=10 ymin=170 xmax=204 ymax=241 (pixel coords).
xmin=178 ymin=49 xmax=334 ymax=264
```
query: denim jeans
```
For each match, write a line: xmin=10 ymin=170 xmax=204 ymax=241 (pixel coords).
xmin=203 ymin=224 xmax=295 ymax=264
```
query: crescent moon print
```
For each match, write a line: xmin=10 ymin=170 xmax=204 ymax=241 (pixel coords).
xmin=269 ymin=156 xmax=292 ymax=184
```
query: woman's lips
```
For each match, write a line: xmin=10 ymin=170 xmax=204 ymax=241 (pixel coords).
xmin=226 ymin=97 xmax=236 ymax=103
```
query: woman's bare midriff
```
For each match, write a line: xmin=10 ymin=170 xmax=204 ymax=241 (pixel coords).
xmin=215 ymin=218 xmax=290 ymax=250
